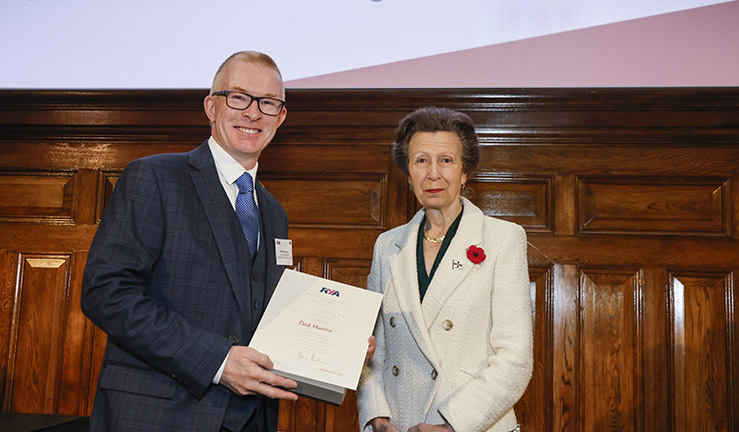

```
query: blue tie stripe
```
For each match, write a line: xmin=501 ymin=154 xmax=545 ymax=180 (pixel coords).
xmin=234 ymin=173 xmax=259 ymax=257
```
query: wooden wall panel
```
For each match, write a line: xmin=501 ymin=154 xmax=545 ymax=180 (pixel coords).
xmin=552 ymin=264 xmax=579 ymax=432
xmin=58 ymin=252 xmax=95 ymax=416
xmin=1 ymin=88 xmax=738 ymax=432
xmin=261 ymin=176 xmax=386 ymax=229
xmin=0 ymin=250 xmax=14 ymax=410
xmin=0 ymin=173 xmax=75 ymax=223
xmin=579 ymin=269 xmax=640 ymax=432
xmin=641 ymin=268 xmax=670 ymax=432
xmin=515 ymin=265 xmax=553 ymax=432
xmin=470 ymin=174 xmax=553 ymax=233
xmin=4 ymin=254 xmax=71 ymax=413
xmin=322 ymin=260 xmax=372 ymax=432
xmin=323 ymin=259 xmax=372 ymax=290
xmin=670 ymin=272 xmax=735 ymax=432
xmin=579 ymin=177 xmax=729 ymax=235
xmin=95 ymin=172 xmax=119 ymax=223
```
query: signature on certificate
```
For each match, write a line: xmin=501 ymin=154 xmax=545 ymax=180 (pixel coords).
xmin=298 ymin=351 xmax=327 ymax=365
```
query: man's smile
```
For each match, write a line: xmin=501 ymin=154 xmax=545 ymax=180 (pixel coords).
xmin=235 ymin=126 xmax=259 ymax=134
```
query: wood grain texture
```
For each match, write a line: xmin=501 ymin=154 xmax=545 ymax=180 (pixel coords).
xmin=579 ymin=269 xmax=640 ymax=432
xmin=579 ymin=177 xmax=729 ymax=235
xmin=261 ymin=175 xmax=387 ymax=229
xmin=5 ymin=254 xmax=70 ymax=413
xmin=670 ymin=273 xmax=734 ymax=432
xmin=515 ymin=266 xmax=553 ymax=432
xmin=470 ymin=174 xmax=553 ymax=233
xmin=0 ymin=173 xmax=75 ymax=223
xmin=1 ymin=88 xmax=738 ymax=431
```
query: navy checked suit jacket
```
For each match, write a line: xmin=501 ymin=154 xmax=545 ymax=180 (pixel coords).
xmin=81 ymin=142 xmax=288 ymax=431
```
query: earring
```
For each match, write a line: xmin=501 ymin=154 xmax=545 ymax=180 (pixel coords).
xmin=409 ymin=183 xmax=413 ymax=191
xmin=461 ymin=183 xmax=466 ymax=190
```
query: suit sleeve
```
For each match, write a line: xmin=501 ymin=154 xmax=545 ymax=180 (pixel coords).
xmin=357 ymin=238 xmax=393 ymax=432
xmin=81 ymin=159 xmax=232 ymax=399
xmin=439 ymin=224 xmax=534 ymax=431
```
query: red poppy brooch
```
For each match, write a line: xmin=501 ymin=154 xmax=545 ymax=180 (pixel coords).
xmin=466 ymin=245 xmax=486 ymax=264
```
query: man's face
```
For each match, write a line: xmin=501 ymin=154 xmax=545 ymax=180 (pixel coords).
xmin=204 ymin=61 xmax=286 ymax=169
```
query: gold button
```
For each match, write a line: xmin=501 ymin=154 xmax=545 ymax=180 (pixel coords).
xmin=390 ymin=316 xmax=397 ymax=327
xmin=442 ymin=319 xmax=453 ymax=331
xmin=431 ymin=369 xmax=438 ymax=380
xmin=392 ymin=366 xmax=399 ymax=376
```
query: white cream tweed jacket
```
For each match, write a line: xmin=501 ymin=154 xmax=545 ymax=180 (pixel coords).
xmin=357 ymin=198 xmax=533 ymax=432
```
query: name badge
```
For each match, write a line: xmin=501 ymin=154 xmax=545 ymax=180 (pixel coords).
xmin=275 ymin=239 xmax=293 ymax=266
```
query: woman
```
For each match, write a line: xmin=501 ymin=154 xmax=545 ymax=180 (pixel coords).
xmin=357 ymin=107 xmax=532 ymax=432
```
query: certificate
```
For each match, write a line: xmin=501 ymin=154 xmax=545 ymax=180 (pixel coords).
xmin=249 ymin=269 xmax=382 ymax=405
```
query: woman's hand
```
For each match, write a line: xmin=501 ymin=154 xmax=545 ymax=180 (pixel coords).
xmin=369 ymin=417 xmax=401 ymax=432
xmin=365 ymin=335 xmax=377 ymax=365
xmin=407 ymin=422 xmax=454 ymax=432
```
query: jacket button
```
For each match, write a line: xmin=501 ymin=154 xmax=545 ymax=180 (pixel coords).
xmin=431 ymin=369 xmax=438 ymax=380
xmin=392 ymin=366 xmax=399 ymax=376
xmin=229 ymin=335 xmax=240 ymax=344
xmin=389 ymin=317 xmax=397 ymax=327
xmin=442 ymin=319 xmax=453 ymax=331
xmin=253 ymin=274 xmax=259 ymax=281
xmin=253 ymin=301 xmax=261 ymax=310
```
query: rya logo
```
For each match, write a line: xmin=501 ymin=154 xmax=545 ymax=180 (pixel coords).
xmin=320 ymin=287 xmax=340 ymax=297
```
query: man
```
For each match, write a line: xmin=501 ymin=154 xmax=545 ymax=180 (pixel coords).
xmin=82 ymin=51 xmax=308 ymax=431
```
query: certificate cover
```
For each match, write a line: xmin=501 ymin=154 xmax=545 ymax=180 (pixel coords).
xmin=249 ymin=269 xmax=383 ymax=405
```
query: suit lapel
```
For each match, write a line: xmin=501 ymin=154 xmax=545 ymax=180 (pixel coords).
xmin=255 ymin=179 xmax=281 ymax=299
xmin=389 ymin=211 xmax=439 ymax=367
xmin=421 ymin=198 xmax=486 ymax=328
xmin=188 ymin=142 xmax=248 ymax=316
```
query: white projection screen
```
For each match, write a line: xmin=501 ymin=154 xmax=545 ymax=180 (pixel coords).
xmin=0 ymin=0 xmax=736 ymax=88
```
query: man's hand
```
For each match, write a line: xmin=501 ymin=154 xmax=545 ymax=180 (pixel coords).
xmin=220 ymin=346 xmax=298 ymax=400
xmin=408 ymin=422 xmax=454 ymax=432
xmin=365 ymin=335 xmax=377 ymax=365
xmin=369 ymin=417 xmax=401 ymax=432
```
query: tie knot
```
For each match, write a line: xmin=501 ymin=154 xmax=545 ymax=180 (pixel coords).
xmin=235 ymin=173 xmax=253 ymax=193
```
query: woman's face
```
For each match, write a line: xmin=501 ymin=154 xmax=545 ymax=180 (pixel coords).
xmin=408 ymin=131 xmax=467 ymax=212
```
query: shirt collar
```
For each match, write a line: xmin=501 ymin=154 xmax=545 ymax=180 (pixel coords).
xmin=208 ymin=136 xmax=258 ymax=187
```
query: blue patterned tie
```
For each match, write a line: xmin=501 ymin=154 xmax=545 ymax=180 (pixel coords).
xmin=235 ymin=173 xmax=259 ymax=257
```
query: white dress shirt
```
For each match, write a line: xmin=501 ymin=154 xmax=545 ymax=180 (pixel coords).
xmin=207 ymin=136 xmax=260 ymax=384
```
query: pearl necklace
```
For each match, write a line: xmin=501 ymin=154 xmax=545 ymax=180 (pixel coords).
xmin=423 ymin=233 xmax=445 ymax=244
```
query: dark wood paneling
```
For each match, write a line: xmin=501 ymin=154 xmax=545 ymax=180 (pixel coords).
xmin=323 ymin=259 xmax=372 ymax=290
xmin=1 ymin=88 xmax=738 ymax=432
xmin=5 ymin=254 xmax=71 ymax=413
xmin=552 ymin=264 xmax=579 ymax=432
xmin=641 ymin=268 xmax=670 ymax=432
xmin=322 ymin=258 xmax=372 ymax=432
xmin=579 ymin=177 xmax=729 ymax=235
xmin=579 ymin=269 xmax=640 ymax=432
xmin=669 ymin=272 xmax=735 ymax=432
xmin=261 ymin=175 xmax=386 ymax=229
xmin=470 ymin=174 xmax=553 ymax=232
xmin=515 ymin=265 xmax=553 ymax=432
xmin=95 ymin=172 xmax=119 ymax=223
xmin=0 ymin=173 xmax=75 ymax=223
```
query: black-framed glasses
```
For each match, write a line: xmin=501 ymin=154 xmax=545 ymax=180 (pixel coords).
xmin=212 ymin=90 xmax=285 ymax=116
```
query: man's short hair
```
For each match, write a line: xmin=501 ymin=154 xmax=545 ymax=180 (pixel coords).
xmin=210 ymin=51 xmax=283 ymax=95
